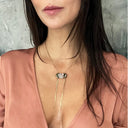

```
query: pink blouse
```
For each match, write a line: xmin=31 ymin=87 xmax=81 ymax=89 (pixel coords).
xmin=0 ymin=47 xmax=127 ymax=128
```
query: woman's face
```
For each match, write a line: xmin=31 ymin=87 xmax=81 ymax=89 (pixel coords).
xmin=31 ymin=0 xmax=81 ymax=29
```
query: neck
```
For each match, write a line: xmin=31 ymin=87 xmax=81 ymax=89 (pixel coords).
xmin=39 ymin=25 xmax=80 ymax=61
xmin=37 ymin=26 xmax=87 ymax=72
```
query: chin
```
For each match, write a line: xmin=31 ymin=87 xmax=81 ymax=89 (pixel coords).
xmin=46 ymin=24 xmax=67 ymax=29
xmin=42 ymin=22 xmax=65 ymax=30
xmin=42 ymin=19 xmax=75 ymax=30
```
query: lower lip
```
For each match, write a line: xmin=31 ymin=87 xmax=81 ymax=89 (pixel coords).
xmin=43 ymin=8 xmax=63 ymax=16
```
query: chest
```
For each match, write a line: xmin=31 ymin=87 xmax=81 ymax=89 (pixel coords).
xmin=34 ymin=56 xmax=86 ymax=128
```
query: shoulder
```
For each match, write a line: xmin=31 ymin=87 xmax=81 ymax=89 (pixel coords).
xmin=1 ymin=47 xmax=34 ymax=59
xmin=103 ymin=52 xmax=127 ymax=89
xmin=103 ymin=52 xmax=127 ymax=69
xmin=0 ymin=47 xmax=35 ymax=64
xmin=0 ymin=47 xmax=35 ymax=73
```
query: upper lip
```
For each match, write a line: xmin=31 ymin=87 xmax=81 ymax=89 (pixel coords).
xmin=43 ymin=5 xmax=64 ymax=10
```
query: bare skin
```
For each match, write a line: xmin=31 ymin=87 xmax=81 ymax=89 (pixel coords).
xmin=31 ymin=0 xmax=87 ymax=127
xmin=33 ymin=43 xmax=87 ymax=128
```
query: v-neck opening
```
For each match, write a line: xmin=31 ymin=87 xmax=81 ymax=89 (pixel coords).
xmin=31 ymin=47 xmax=87 ymax=128
xmin=31 ymin=47 xmax=48 ymax=128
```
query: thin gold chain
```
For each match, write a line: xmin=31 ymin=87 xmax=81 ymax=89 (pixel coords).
xmin=37 ymin=42 xmax=85 ymax=127
xmin=44 ymin=42 xmax=80 ymax=107
xmin=44 ymin=42 xmax=82 ymax=127
xmin=44 ymin=42 xmax=80 ymax=73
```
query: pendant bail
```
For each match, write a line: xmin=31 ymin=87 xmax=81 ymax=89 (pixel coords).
xmin=56 ymin=73 xmax=67 ymax=79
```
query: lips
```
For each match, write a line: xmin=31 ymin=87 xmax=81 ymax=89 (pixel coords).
xmin=44 ymin=6 xmax=64 ymax=11
xmin=43 ymin=5 xmax=64 ymax=16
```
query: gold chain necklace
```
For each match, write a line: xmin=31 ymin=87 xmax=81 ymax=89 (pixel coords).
xmin=37 ymin=42 xmax=81 ymax=127
xmin=44 ymin=42 xmax=80 ymax=112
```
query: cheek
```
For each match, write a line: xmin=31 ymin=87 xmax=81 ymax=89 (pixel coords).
xmin=31 ymin=0 xmax=46 ymax=21
xmin=31 ymin=0 xmax=38 ymax=7
xmin=31 ymin=0 xmax=44 ymax=12
xmin=64 ymin=0 xmax=81 ymax=22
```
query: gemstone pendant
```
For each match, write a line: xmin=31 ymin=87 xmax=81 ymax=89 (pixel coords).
xmin=56 ymin=73 xmax=67 ymax=79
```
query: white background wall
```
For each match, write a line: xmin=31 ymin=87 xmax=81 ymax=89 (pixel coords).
xmin=0 ymin=0 xmax=127 ymax=57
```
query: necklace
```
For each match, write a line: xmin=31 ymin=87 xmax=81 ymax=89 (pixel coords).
xmin=44 ymin=42 xmax=80 ymax=109
xmin=37 ymin=42 xmax=81 ymax=127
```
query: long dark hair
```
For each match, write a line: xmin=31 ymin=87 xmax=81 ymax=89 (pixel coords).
xmin=23 ymin=0 xmax=121 ymax=126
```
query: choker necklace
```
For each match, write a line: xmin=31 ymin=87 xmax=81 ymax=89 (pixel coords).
xmin=37 ymin=42 xmax=80 ymax=127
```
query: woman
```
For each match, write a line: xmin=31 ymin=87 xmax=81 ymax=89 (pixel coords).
xmin=0 ymin=0 xmax=127 ymax=128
